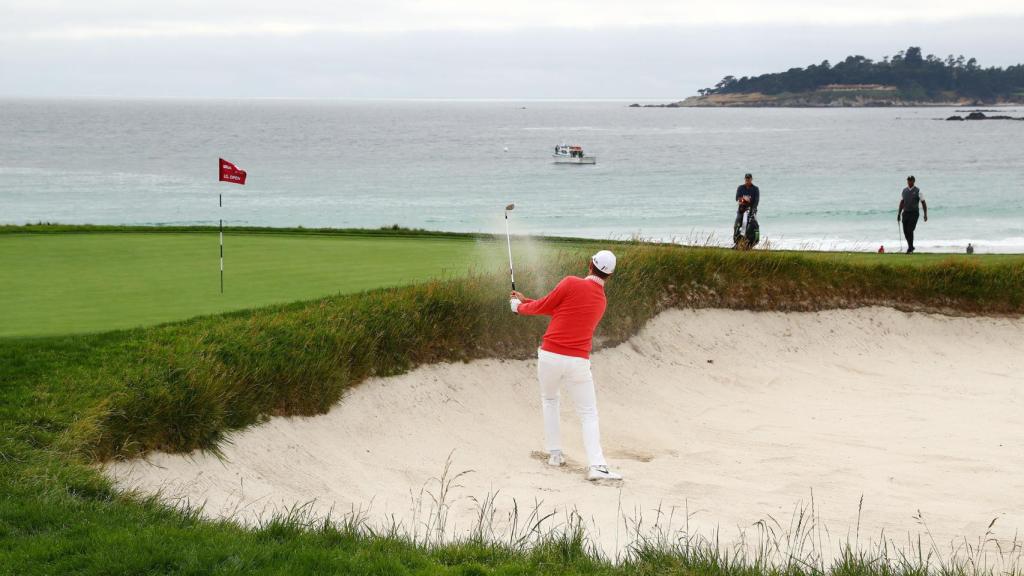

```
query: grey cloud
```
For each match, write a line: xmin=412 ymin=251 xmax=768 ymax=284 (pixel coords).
xmin=2 ymin=18 xmax=1022 ymax=98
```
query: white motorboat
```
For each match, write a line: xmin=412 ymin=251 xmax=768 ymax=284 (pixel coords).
xmin=552 ymin=144 xmax=596 ymax=164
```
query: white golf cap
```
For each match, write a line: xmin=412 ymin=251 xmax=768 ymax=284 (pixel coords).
xmin=591 ymin=250 xmax=616 ymax=274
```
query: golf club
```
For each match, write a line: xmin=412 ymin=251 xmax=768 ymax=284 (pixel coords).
xmin=504 ymin=203 xmax=516 ymax=291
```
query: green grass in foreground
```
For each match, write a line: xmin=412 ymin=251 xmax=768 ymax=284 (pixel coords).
xmin=2 ymin=229 xmax=1023 ymax=574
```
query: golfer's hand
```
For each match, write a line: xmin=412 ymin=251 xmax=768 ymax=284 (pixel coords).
xmin=510 ymin=290 xmax=525 ymax=301
xmin=509 ymin=298 xmax=522 ymax=314
xmin=897 ymin=214 xmax=902 ymax=222
xmin=924 ymin=214 xmax=928 ymax=222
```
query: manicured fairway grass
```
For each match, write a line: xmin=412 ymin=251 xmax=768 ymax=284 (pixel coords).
xmin=3 ymin=227 xmax=1021 ymax=338
xmin=801 ymin=250 xmax=1024 ymax=266
xmin=0 ymin=231 xmax=492 ymax=337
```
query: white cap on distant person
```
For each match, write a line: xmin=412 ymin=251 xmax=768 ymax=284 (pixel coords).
xmin=591 ymin=250 xmax=616 ymax=274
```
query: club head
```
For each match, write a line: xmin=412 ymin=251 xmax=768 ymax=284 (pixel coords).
xmin=505 ymin=203 xmax=515 ymax=211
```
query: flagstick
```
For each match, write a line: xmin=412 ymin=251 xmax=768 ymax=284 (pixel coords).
xmin=219 ymin=193 xmax=224 ymax=294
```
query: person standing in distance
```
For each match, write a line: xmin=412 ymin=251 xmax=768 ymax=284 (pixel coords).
xmin=897 ymin=176 xmax=928 ymax=253
xmin=509 ymin=250 xmax=622 ymax=481
xmin=734 ymin=173 xmax=760 ymax=249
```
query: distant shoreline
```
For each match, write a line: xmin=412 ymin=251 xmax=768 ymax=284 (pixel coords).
xmin=632 ymin=93 xmax=1024 ymax=108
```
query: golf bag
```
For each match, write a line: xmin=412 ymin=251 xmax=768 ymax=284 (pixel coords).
xmin=733 ymin=207 xmax=760 ymax=249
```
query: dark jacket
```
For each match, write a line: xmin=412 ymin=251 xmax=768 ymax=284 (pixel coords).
xmin=736 ymin=184 xmax=760 ymax=213
xmin=901 ymin=186 xmax=922 ymax=213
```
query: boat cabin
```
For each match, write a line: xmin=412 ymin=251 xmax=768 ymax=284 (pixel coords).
xmin=553 ymin=144 xmax=586 ymax=158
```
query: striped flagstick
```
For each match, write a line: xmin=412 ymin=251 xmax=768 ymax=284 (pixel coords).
xmin=217 ymin=158 xmax=247 ymax=294
xmin=219 ymin=193 xmax=224 ymax=294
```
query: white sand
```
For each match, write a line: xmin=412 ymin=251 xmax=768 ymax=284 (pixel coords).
xmin=105 ymin=308 xmax=1024 ymax=557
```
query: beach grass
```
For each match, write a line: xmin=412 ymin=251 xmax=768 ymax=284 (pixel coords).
xmin=2 ymin=226 xmax=1023 ymax=574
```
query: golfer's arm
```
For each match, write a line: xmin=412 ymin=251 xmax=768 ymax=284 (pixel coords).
xmin=516 ymin=280 xmax=567 ymax=316
xmin=898 ymin=199 xmax=904 ymax=217
xmin=516 ymin=293 xmax=557 ymax=316
xmin=921 ymin=200 xmax=928 ymax=217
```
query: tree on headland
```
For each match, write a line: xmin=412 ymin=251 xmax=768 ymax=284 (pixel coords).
xmin=700 ymin=47 xmax=1024 ymax=102
xmin=904 ymin=46 xmax=924 ymax=67
xmin=715 ymin=75 xmax=738 ymax=91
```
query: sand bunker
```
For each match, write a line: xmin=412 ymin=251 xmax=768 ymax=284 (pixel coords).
xmin=106 ymin=308 xmax=1024 ymax=556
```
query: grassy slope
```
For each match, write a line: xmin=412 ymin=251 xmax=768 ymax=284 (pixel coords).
xmin=3 ymin=229 xmax=1024 ymax=575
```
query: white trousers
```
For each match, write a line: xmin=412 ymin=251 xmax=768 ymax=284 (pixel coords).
xmin=537 ymin=349 xmax=607 ymax=467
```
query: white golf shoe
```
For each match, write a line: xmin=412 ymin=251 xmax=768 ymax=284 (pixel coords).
xmin=587 ymin=465 xmax=622 ymax=481
xmin=547 ymin=450 xmax=565 ymax=467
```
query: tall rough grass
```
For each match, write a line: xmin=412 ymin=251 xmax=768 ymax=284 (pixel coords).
xmin=65 ymin=244 xmax=1023 ymax=461
xmin=146 ymin=468 xmax=1024 ymax=576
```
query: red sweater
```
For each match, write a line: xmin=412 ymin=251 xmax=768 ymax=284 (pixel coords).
xmin=517 ymin=276 xmax=607 ymax=359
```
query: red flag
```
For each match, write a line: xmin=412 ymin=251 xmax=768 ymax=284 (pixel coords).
xmin=218 ymin=158 xmax=247 ymax=185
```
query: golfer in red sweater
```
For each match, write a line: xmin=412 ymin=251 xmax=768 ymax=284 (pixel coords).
xmin=509 ymin=250 xmax=622 ymax=481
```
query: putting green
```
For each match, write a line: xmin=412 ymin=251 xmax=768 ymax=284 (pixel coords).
xmin=0 ymin=232 xmax=492 ymax=338
xmin=4 ymin=229 xmax=1019 ymax=338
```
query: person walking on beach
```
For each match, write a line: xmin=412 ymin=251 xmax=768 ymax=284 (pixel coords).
xmin=897 ymin=176 xmax=928 ymax=253
xmin=509 ymin=250 xmax=622 ymax=481
xmin=734 ymin=173 xmax=761 ymax=249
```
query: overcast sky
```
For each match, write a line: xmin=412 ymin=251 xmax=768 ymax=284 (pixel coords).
xmin=2 ymin=0 xmax=1023 ymax=98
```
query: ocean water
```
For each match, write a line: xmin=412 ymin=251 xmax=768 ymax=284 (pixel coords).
xmin=1 ymin=98 xmax=1022 ymax=252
